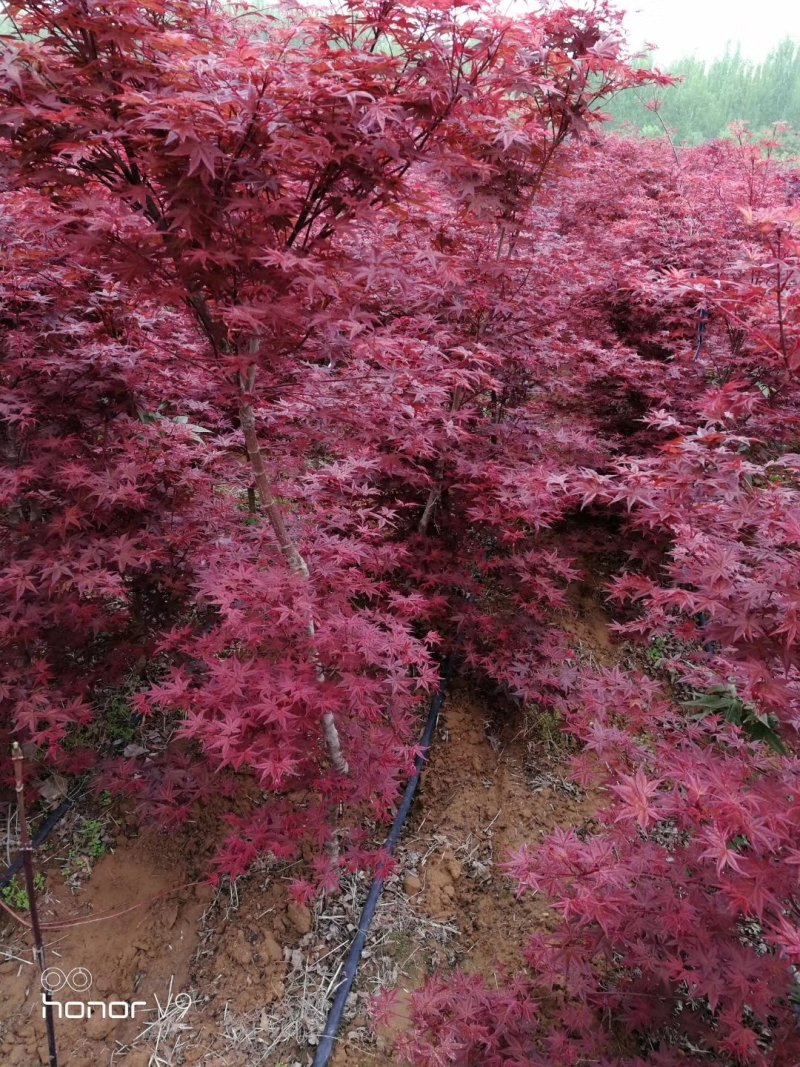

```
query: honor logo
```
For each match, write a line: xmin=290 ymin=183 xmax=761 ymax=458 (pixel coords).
xmin=40 ymin=967 xmax=147 ymax=1020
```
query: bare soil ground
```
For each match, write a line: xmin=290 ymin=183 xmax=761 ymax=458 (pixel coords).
xmin=0 ymin=605 xmax=609 ymax=1066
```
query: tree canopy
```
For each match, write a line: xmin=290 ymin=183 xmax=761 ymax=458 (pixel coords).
xmin=602 ymin=38 xmax=800 ymax=144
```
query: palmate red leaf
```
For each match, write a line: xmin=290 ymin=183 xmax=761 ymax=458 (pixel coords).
xmin=610 ymin=768 xmax=664 ymax=830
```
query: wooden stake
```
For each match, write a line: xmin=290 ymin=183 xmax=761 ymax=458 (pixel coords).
xmin=11 ymin=742 xmax=58 ymax=1067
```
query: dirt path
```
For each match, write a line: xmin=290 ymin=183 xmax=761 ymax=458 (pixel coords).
xmin=328 ymin=683 xmax=596 ymax=1066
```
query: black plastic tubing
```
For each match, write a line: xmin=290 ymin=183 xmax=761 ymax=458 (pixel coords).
xmin=1 ymin=795 xmax=75 ymax=891
xmin=312 ymin=657 xmax=453 ymax=1067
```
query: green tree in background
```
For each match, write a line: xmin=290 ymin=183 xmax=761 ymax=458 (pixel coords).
xmin=601 ymin=38 xmax=800 ymax=144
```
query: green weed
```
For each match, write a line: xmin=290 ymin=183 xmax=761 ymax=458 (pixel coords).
xmin=685 ymin=684 xmax=786 ymax=754
xmin=1 ymin=872 xmax=45 ymax=911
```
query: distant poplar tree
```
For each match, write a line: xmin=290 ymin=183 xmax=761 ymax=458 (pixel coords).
xmin=600 ymin=38 xmax=800 ymax=144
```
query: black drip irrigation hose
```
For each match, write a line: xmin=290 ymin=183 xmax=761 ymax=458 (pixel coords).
xmin=1 ymin=794 xmax=76 ymax=891
xmin=311 ymin=656 xmax=454 ymax=1067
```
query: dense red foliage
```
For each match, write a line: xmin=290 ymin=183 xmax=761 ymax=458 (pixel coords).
xmin=392 ymin=137 xmax=800 ymax=1064
xmin=1 ymin=2 xmax=799 ymax=1063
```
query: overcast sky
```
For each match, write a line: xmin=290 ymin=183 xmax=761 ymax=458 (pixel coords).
xmin=618 ymin=0 xmax=800 ymax=65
